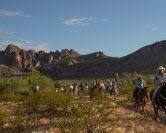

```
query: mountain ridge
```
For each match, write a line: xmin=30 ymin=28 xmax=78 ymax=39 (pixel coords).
xmin=0 ymin=40 xmax=166 ymax=79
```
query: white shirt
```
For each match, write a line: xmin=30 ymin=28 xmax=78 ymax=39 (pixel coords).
xmin=155 ymin=73 xmax=166 ymax=86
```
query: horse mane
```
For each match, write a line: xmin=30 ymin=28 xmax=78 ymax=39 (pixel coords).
xmin=158 ymin=83 xmax=166 ymax=94
xmin=136 ymin=87 xmax=148 ymax=101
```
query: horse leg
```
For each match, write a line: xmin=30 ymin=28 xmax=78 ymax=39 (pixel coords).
xmin=153 ymin=105 xmax=157 ymax=118
xmin=113 ymin=96 xmax=115 ymax=102
xmin=140 ymin=104 xmax=144 ymax=115
xmin=154 ymin=105 xmax=160 ymax=122
xmin=161 ymin=106 xmax=166 ymax=114
xmin=161 ymin=106 xmax=166 ymax=123
xmin=143 ymin=104 xmax=147 ymax=117
xmin=136 ymin=103 xmax=138 ymax=113
xmin=109 ymin=93 xmax=111 ymax=99
xmin=133 ymin=99 xmax=136 ymax=108
xmin=111 ymin=95 xmax=114 ymax=102
xmin=114 ymin=95 xmax=117 ymax=102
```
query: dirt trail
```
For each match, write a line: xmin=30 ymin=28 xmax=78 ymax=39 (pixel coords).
xmin=105 ymin=95 xmax=166 ymax=133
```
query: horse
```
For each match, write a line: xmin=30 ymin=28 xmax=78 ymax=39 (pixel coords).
xmin=133 ymin=86 xmax=149 ymax=115
xmin=98 ymin=82 xmax=105 ymax=93
xmin=150 ymin=82 xmax=166 ymax=121
xmin=109 ymin=85 xmax=119 ymax=102
xmin=73 ymin=84 xmax=78 ymax=95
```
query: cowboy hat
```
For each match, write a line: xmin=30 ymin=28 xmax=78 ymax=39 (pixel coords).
xmin=138 ymin=75 xmax=143 ymax=78
xmin=158 ymin=66 xmax=165 ymax=71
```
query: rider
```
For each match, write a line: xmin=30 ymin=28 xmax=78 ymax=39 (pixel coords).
xmin=153 ymin=66 xmax=166 ymax=103
xmin=73 ymin=82 xmax=78 ymax=95
xmin=79 ymin=81 xmax=85 ymax=93
xmin=99 ymin=80 xmax=105 ymax=92
xmin=112 ymin=78 xmax=118 ymax=89
xmin=93 ymin=79 xmax=97 ymax=86
xmin=106 ymin=78 xmax=113 ymax=93
xmin=133 ymin=75 xmax=146 ymax=99
xmin=107 ymin=79 xmax=112 ymax=85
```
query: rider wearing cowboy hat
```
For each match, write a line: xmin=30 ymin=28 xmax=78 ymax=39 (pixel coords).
xmin=133 ymin=75 xmax=146 ymax=99
xmin=135 ymin=75 xmax=146 ymax=89
xmin=153 ymin=66 xmax=166 ymax=103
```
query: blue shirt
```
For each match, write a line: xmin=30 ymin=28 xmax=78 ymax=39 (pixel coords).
xmin=136 ymin=79 xmax=145 ymax=88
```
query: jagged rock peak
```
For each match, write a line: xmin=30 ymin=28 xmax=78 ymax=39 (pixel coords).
xmin=5 ymin=44 xmax=22 ymax=54
xmin=60 ymin=49 xmax=80 ymax=57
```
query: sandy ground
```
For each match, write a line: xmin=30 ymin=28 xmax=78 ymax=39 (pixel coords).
xmin=1 ymin=95 xmax=166 ymax=133
xmin=105 ymin=95 xmax=166 ymax=133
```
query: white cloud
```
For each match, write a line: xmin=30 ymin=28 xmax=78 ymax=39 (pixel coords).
xmin=61 ymin=17 xmax=109 ymax=27
xmin=0 ymin=29 xmax=50 ymax=51
xmin=146 ymin=24 xmax=159 ymax=32
xmin=101 ymin=18 xmax=109 ymax=22
xmin=61 ymin=17 xmax=94 ymax=26
xmin=0 ymin=39 xmax=50 ymax=52
xmin=0 ymin=29 xmax=17 ymax=36
xmin=0 ymin=9 xmax=31 ymax=17
xmin=151 ymin=27 xmax=159 ymax=32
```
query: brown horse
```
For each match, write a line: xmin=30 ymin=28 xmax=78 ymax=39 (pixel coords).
xmin=133 ymin=86 xmax=149 ymax=115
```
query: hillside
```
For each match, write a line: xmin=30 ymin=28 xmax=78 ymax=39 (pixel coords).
xmin=0 ymin=40 xmax=166 ymax=78
xmin=120 ymin=40 xmax=166 ymax=74
xmin=53 ymin=40 xmax=166 ymax=79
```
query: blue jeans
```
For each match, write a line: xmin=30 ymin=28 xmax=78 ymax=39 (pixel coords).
xmin=152 ymin=86 xmax=160 ymax=103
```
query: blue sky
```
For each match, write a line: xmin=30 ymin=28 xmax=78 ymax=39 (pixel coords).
xmin=0 ymin=0 xmax=166 ymax=57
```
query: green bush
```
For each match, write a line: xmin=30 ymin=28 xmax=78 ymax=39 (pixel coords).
xmin=0 ymin=70 xmax=55 ymax=102
xmin=24 ymin=70 xmax=55 ymax=90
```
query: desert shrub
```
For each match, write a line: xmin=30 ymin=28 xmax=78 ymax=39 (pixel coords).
xmin=0 ymin=78 xmax=12 ymax=92
xmin=0 ymin=107 xmax=9 ymax=127
xmin=0 ymin=72 xmax=157 ymax=132
xmin=10 ymin=77 xmax=30 ymax=92
xmin=21 ymin=88 xmax=74 ymax=115
xmin=11 ymin=106 xmax=26 ymax=131
xmin=0 ymin=70 xmax=55 ymax=102
xmin=42 ymin=90 xmax=73 ymax=111
xmin=18 ymin=89 xmax=110 ymax=132
xmin=53 ymin=93 xmax=110 ymax=132
xmin=0 ymin=92 xmax=20 ymax=102
xmin=24 ymin=70 xmax=55 ymax=90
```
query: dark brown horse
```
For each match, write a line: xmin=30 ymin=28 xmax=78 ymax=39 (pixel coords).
xmin=150 ymin=83 xmax=166 ymax=121
xmin=133 ymin=86 xmax=149 ymax=115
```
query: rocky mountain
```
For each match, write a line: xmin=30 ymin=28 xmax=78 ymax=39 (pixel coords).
xmin=0 ymin=65 xmax=23 ymax=77
xmin=0 ymin=44 xmax=81 ymax=77
xmin=0 ymin=40 xmax=166 ymax=78
xmin=52 ymin=40 xmax=166 ymax=79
